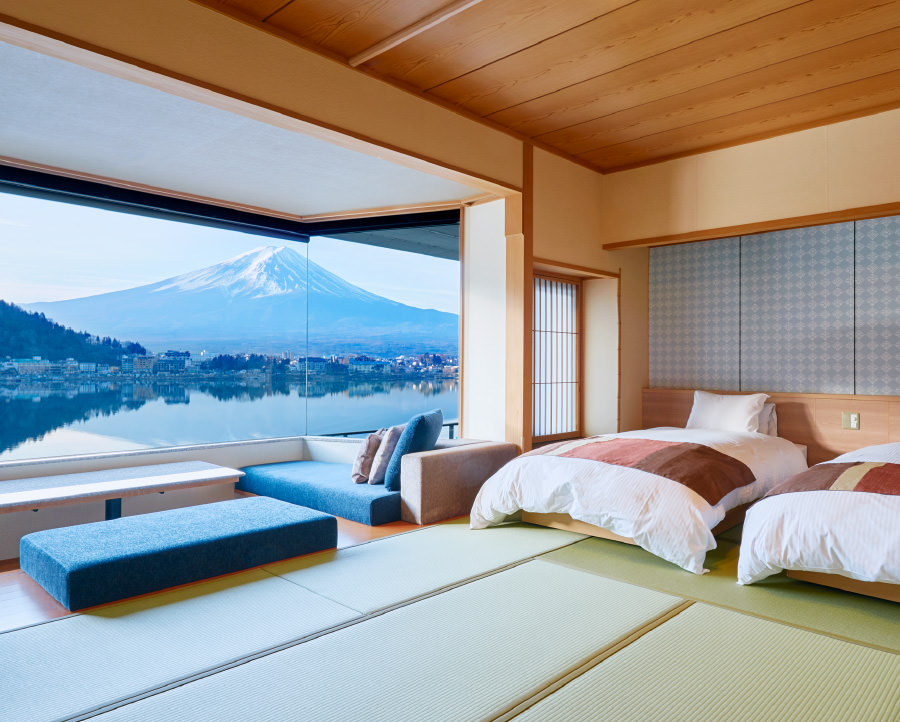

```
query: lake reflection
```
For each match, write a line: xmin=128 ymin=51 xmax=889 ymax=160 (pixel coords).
xmin=0 ymin=376 xmax=459 ymax=461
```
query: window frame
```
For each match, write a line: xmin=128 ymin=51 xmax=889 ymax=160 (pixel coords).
xmin=531 ymin=271 xmax=583 ymax=443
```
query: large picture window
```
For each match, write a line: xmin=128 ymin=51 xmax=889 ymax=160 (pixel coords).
xmin=0 ymin=187 xmax=459 ymax=461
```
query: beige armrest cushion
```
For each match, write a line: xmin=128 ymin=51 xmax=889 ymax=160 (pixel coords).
xmin=399 ymin=441 xmax=518 ymax=525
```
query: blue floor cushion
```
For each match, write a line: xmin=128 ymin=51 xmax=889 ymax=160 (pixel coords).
xmin=20 ymin=497 xmax=337 ymax=610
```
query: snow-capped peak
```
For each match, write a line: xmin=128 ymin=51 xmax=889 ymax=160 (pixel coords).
xmin=152 ymin=245 xmax=364 ymax=300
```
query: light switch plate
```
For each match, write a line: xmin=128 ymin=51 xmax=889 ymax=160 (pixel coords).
xmin=841 ymin=411 xmax=860 ymax=430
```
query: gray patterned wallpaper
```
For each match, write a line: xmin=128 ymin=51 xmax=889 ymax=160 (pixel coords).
xmin=649 ymin=238 xmax=740 ymax=390
xmin=855 ymin=216 xmax=900 ymax=395
xmin=740 ymin=223 xmax=854 ymax=393
xmin=650 ymin=216 xmax=900 ymax=394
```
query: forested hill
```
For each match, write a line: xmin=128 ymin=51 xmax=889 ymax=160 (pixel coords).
xmin=0 ymin=300 xmax=147 ymax=364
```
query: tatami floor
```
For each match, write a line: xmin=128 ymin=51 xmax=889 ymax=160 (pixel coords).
xmin=0 ymin=513 xmax=419 ymax=634
xmin=4 ymin=515 xmax=898 ymax=722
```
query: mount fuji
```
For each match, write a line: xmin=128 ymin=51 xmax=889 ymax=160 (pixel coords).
xmin=25 ymin=246 xmax=458 ymax=355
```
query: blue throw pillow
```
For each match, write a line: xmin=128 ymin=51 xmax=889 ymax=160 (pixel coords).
xmin=383 ymin=409 xmax=443 ymax=492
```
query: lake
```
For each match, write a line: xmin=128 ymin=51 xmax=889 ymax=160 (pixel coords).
xmin=0 ymin=377 xmax=459 ymax=461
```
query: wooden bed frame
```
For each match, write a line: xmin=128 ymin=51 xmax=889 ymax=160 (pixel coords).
xmin=524 ymin=388 xmax=900 ymax=603
xmin=521 ymin=502 xmax=749 ymax=544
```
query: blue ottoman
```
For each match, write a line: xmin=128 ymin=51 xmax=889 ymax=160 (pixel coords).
xmin=19 ymin=496 xmax=337 ymax=611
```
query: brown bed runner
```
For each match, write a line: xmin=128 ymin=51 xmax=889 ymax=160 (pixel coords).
xmin=528 ymin=437 xmax=755 ymax=506
xmin=767 ymin=461 xmax=900 ymax=497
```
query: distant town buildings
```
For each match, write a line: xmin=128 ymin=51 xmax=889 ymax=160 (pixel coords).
xmin=2 ymin=350 xmax=458 ymax=382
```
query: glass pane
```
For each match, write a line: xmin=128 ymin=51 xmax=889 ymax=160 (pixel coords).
xmin=0 ymin=191 xmax=460 ymax=461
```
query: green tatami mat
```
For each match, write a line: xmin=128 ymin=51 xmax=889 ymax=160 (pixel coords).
xmin=514 ymin=603 xmax=900 ymax=722
xmin=0 ymin=570 xmax=358 ymax=722
xmin=540 ymin=535 xmax=900 ymax=652
xmin=263 ymin=518 xmax=585 ymax=613
xmin=89 ymin=561 xmax=683 ymax=722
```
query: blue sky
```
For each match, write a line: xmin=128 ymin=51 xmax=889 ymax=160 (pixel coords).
xmin=0 ymin=192 xmax=460 ymax=313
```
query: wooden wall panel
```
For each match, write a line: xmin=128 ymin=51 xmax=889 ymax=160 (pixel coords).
xmin=643 ymin=388 xmax=900 ymax=464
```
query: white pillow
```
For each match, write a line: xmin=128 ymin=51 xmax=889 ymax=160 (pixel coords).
xmin=368 ymin=424 xmax=405 ymax=485
xmin=685 ymin=390 xmax=768 ymax=433
xmin=757 ymin=403 xmax=778 ymax=436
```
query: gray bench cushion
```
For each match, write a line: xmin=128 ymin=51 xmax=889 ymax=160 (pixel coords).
xmin=20 ymin=497 xmax=336 ymax=610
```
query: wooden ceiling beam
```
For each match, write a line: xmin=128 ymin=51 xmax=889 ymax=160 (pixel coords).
xmin=348 ymin=0 xmax=486 ymax=67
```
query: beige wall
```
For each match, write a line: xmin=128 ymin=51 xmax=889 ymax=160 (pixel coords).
xmin=531 ymin=149 xmax=648 ymax=430
xmin=600 ymin=107 xmax=900 ymax=245
xmin=461 ymin=200 xmax=509 ymax=441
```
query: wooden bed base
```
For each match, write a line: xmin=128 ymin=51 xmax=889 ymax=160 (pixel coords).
xmin=786 ymin=570 xmax=900 ymax=603
xmin=521 ymin=503 xmax=748 ymax=547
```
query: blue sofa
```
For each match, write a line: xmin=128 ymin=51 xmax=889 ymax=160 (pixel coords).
xmin=237 ymin=460 xmax=399 ymax=526
xmin=238 ymin=436 xmax=519 ymax=526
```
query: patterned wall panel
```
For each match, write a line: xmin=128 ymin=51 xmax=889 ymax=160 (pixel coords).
xmin=649 ymin=238 xmax=740 ymax=390
xmin=856 ymin=216 xmax=900 ymax=395
xmin=740 ymin=223 xmax=855 ymax=393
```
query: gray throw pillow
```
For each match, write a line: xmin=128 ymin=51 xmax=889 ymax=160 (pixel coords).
xmin=368 ymin=424 xmax=405 ymax=485
xmin=351 ymin=430 xmax=384 ymax=484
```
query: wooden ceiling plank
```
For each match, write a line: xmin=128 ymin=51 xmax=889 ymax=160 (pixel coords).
xmin=427 ymin=0 xmax=803 ymax=117
xmin=542 ymin=28 xmax=900 ymax=156
xmin=584 ymin=70 xmax=900 ymax=170
xmin=208 ymin=0 xmax=289 ymax=22
xmin=264 ymin=0 xmax=450 ymax=58
xmin=361 ymin=0 xmax=632 ymax=89
xmin=349 ymin=0 xmax=487 ymax=67
xmin=489 ymin=0 xmax=900 ymax=138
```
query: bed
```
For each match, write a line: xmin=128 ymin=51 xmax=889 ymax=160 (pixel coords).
xmin=737 ymin=442 xmax=900 ymax=602
xmin=471 ymin=391 xmax=808 ymax=574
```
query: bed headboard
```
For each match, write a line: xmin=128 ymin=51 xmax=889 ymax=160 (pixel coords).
xmin=642 ymin=388 xmax=900 ymax=465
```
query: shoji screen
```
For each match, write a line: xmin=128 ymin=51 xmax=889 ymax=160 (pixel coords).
xmin=533 ymin=274 xmax=581 ymax=441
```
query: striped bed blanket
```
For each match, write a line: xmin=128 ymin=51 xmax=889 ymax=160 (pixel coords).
xmin=471 ymin=428 xmax=807 ymax=574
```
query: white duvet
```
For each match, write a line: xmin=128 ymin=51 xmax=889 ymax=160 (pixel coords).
xmin=738 ymin=443 xmax=900 ymax=586
xmin=470 ymin=428 xmax=807 ymax=574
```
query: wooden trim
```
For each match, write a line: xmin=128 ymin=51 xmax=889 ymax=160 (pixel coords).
xmin=617 ymin=267 xmax=623 ymax=432
xmin=464 ymin=194 xmax=504 ymax=207
xmin=603 ymin=201 xmax=900 ymax=251
xmin=578 ymin=274 xmax=585 ymax=437
xmin=348 ymin=0 xmax=487 ymax=67
xmin=0 ymin=16 xmax=521 ymax=197
xmin=298 ymin=200 xmax=467 ymax=223
xmin=523 ymin=145 xmax=534 ymax=450
xmin=786 ymin=570 xmax=900 ymax=603
xmin=457 ymin=206 xmax=467 ymax=439
xmin=532 ymin=257 xmax=620 ymax=279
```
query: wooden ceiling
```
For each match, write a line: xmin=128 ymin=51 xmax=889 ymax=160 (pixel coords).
xmin=200 ymin=0 xmax=900 ymax=172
